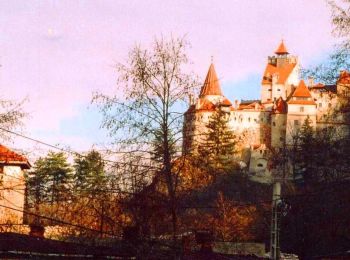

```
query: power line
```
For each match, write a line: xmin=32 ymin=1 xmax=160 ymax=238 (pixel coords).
xmin=0 ymin=203 xmax=119 ymax=237
xmin=0 ymin=127 xmax=159 ymax=171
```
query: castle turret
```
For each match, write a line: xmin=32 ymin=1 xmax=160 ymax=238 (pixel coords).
xmin=197 ymin=63 xmax=223 ymax=107
xmin=261 ymin=41 xmax=300 ymax=104
xmin=183 ymin=62 xmax=227 ymax=154
xmin=271 ymin=97 xmax=287 ymax=149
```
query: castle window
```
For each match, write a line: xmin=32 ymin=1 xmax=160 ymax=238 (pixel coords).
xmin=294 ymin=120 xmax=299 ymax=126
xmin=257 ymin=163 xmax=264 ymax=167
xmin=268 ymin=89 xmax=272 ymax=92
xmin=277 ymin=88 xmax=281 ymax=91
xmin=248 ymin=117 xmax=251 ymax=122
xmin=273 ymin=122 xmax=276 ymax=126
xmin=300 ymin=107 xmax=304 ymax=112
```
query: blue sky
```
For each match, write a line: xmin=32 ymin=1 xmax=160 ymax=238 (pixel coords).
xmin=0 ymin=0 xmax=339 ymax=159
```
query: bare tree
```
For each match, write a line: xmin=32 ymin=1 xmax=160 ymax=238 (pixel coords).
xmin=303 ymin=1 xmax=350 ymax=83
xmin=0 ymin=99 xmax=27 ymax=140
xmin=93 ymin=36 xmax=198 ymax=241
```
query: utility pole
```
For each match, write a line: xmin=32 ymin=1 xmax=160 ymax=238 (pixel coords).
xmin=270 ymin=181 xmax=281 ymax=260
xmin=100 ymin=200 xmax=105 ymax=238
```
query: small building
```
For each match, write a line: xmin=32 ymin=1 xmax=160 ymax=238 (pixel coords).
xmin=0 ymin=144 xmax=31 ymax=226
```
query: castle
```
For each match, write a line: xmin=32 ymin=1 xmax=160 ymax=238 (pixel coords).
xmin=183 ymin=41 xmax=350 ymax=179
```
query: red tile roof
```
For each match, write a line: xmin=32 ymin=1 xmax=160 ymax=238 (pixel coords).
xmin=237 ymin=101 xmax=262 ymax=110
xmin=261 ymin=63 xmax=296 ymax=85
xmin=337 ymin=70 xmax=350 ymax=84
xmin=275 ymin=40 xmax=289 ymax=55
xmin=198 ymin=98 xmax=216 ymax=111
xmin=221 ymin=98 xmax=232 ymax=106
xmin=288 ymin=100 xmax=316 ymax=105
xmin=0 ymin=145 xmax=31 ymax=169
xmin=310 ymin=83 xmax=325 ymax=89
xmin=199 ymin=63 xmax=223 ymax=97
xmin=291 ymin=80 xmax=312 ymax=98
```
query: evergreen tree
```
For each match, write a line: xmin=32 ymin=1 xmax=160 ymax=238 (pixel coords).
xmin=34 ymin=152 xmax=72 ymax=203
xmin=25 ymin=158 xmax=48 ymax=207
xmin=73 ymin=150 xmax=106 ymax=194
xmin=293 ymin=116 xmax=315 ymax=182
xmin=25 ymin=150 xmax=73 ymax=223
xmin=198 ymin=106 xmax=237 ymax=175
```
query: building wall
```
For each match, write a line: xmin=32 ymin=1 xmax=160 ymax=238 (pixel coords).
xmin=271 ymin=113 xmax=287 ymax=148
xmin=261 ymin=84 xmax=272 ymax=103
xmin=0 ymin=165 xmax=25 ymax=224
xmin=286 ymin=62 xmax=300 ymax=86
xmin=286 ymin=104 xmax=317 ymax=144
xmin=271 ymin=83 xmax=287 ymax=101
xmin=261 ymin=56 xmax=299 ymax=103
xmin=310 ymin=89 xmax=338 ymax=122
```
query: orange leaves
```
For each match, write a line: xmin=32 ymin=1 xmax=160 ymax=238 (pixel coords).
xmin=172 ymin=156 xmax=213 ymax=193
xmin=211 ymin=192 xmax=258 ymax=242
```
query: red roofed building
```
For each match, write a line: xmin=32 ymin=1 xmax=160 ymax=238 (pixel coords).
xmin=285 ymin=80 xmax=317 ymax=142
xmin=261 ymin=41 xmax=300 ymax=103
xmin=183 ymin=62 xmax=234 ymax=153
xmin=0 ymin=145 xmax=31 ymax=169
xmin=199 ymin=63 xmax=223 ymax=97
xmin=337 ymin=70 xmax=350 ymax=85
xmin=275 ymin=40 xmax=289 ymax=55
xmin=183 ymin=41 xmax=350 ymax=178
xmin=0 ymin=145 xmax=31 ymax=228
xmin=337 ymin=71 xmax=350 ymax=100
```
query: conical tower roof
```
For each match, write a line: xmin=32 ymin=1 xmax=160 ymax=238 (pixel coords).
xmin=275 ymin=40 xmax=289 ymax=55
xmin=199 ymin=63 xmax=223 ymax=97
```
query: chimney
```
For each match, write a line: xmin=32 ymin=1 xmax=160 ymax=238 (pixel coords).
xmin=195 ymin=230 xmax=213 ymax=253
xmin=189 ymin=93 xmax=194 ymax=105
xmin=29 ymin=224 xmax=45 ymax=238
xmin=308 ymin=77 xmax=314 ymax=87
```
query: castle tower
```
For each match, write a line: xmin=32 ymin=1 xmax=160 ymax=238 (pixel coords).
xmin=197 ymin=63 xmax=223 ymax=104
xmin=337 ymin=70 xmax=350 ymax=100
xmin=271 ymin=97 xmax=287 ymax=149
xmin=261 ymin=41 xmax=300 ymax=104
xmin=183 ymin=63 xmax=232 ymax=154
xmin=286 ymin=80 xmax=316 ymax=143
